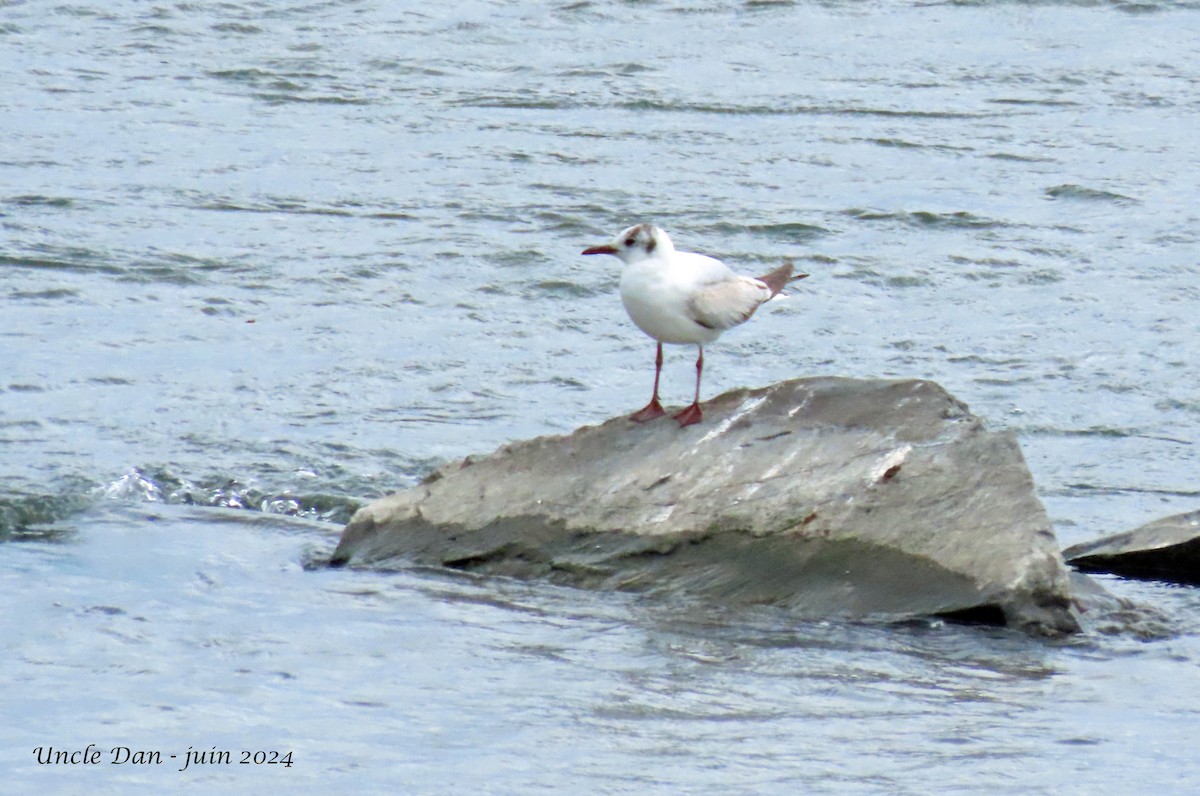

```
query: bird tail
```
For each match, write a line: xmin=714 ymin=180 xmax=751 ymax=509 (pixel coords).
xmin=756 ymin=262 xmax=809 ymax=298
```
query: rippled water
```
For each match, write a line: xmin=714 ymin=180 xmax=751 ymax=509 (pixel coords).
xmin=4 ymin=1 xmax=1200 ymax=792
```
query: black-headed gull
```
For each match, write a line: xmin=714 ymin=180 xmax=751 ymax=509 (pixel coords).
xmin=583 ymin=223 xmax=806 ymax=427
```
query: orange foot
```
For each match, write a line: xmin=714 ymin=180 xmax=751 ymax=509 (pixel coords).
xmin=630 ymin=399 xmax=666 ymax=423
xmin=673 ymin=402 xmax=703 ymax=427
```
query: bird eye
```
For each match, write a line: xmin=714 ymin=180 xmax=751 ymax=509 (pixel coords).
xmin=624 ymin=237 xmax=636 ymax=247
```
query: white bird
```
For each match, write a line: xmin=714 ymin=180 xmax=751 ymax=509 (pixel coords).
xmin=583 ymin=223 xmax=805 ymax=427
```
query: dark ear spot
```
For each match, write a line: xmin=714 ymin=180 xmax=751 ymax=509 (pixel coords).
xmin=645 ymin=237 xmax=657 ymax=254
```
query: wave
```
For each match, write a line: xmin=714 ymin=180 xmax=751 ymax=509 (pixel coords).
xmin=844 ymin=208 xmax=1005 ymax=229
xmin=1 ymin=467 xmax=363 ymax=539
xmin=1044 ymin=184 xmax=1139 ymax=204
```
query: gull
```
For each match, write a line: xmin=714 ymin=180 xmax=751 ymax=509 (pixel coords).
xmin=583 ymin=223 xmax=806 ymax=427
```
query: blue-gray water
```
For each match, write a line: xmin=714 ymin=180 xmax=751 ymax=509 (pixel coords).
xmin=3 ymin=1 xmax=1200 ymax=793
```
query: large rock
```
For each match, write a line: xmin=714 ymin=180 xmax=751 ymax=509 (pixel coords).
xmin=1064 ymin=509 xmax=1200 ymax=585
xmin=331 ymin=377 xmax=1079 ymax=635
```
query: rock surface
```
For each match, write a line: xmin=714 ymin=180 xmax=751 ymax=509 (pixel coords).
xmin=1064 ymin=509 xmax=1200 ymax=585
xmin=331 ymin=377 xmax=1079 ymax=635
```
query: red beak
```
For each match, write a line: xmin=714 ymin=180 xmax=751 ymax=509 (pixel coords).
xmin=581 ymin=244 xmax=617 ymax=256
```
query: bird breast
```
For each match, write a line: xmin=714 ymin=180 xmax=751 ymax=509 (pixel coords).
xmin=619 ymin=259 xmax=725 ymax=345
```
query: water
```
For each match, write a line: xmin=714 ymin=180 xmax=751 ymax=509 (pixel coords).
xmin=3 ymin=0 xmax=1200 ymax=792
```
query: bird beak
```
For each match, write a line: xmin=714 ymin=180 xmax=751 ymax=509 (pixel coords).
xmin=581 ymin=244 xmax=617 ymax=256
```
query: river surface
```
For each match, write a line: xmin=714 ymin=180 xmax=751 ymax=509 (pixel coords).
xmin=3 ymin=1 xmax=1200 ymax=793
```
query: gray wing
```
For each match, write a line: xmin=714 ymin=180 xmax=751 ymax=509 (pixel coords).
xmin=686 ymin=276 xmax=772 ymax=331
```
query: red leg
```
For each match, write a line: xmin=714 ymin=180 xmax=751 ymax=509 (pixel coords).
xmin=674 ymin=346 xmax=704 ymax=427
xmin=629 ymin=342 xmax=666 ymax=423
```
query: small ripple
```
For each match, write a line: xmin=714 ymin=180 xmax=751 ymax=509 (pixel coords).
xmin=1157 ymin=398 xmax=1200 ymax=414
xmin=1019 ymin=269 xmax=1065 ymax=285
xmin=447 ymin=93 xmax=993 ymax=119
xmin=1024 ymin=426 xmax=1137 ymax=439
xmin=989 ymin=97 xmax=1082 ymax=108
xmin=5 ymin=195 xmax=77 ymax=209
xmin=210 ymin=22 xmax=262 ymax=34
xmin=207 ymin=67 xmax=375 ymax=105
xmin=448 ymin=93 xmax=569 ymax=110
xmin=8 ymin=287 xmax=82 ymax=301
xmin=1064 ymin=483 xmax=1200 ymax=499
xmin=0 ymin=247 xmax=124 ymax=276
xmin=845 ymin=209 xmax=1005 ymax=229
xmin=366 ymin=58 xmax=451 ymax=77
xmin=189 ymin=193 xmax=409 ymax=221
xmin=617 ymin=98 xmax=991 ymax=119
xmin=0 ymin=483 xmax=97 ymax=538
xmin=253 ymin=92 xmax=372 ymax=106
xmin=1045 ymin=184 xmax=1139 ymax=205
xmin=860 ymin=137 xmax=973 ymax=155
xmin=702 ymin=220 xmax=829 ymax=242
xmin=527 ymin=279 xmax=605 ymax=299
xmin=198 ymin=198 xmax=353 ymax=216
xmin=987 ymin=151 xmax=1057 ymax=163
xmin=557 ymin=62 xmax=655 ymax=78
xmin=491 ymin=248 xmax=553 ymax=268
xmin=208 ymin=67 xmax=305 ymax=85
xmin=948 ymin=354 xmax=1028 ymax=367
xmin=1114 ymin=1 xmax=1177 ymax=13
xmin=886 ymin=274 xmax=935 ymax=288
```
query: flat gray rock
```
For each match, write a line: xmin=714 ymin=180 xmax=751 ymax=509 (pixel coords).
xmin=331 ymin=377 xmax=1079 ymax=635
xmin=1064 ymin=509 xmax=1200 ymax=585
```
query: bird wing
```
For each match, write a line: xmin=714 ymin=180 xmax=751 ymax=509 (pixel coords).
xmin=686 ymin=276 xmax=772 ymax=331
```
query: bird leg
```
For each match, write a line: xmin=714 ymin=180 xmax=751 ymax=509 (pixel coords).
xmin=629 ymin=342 xmax=667 ymax=422
xmin=673 ymin=346 xmax=704 ymax=427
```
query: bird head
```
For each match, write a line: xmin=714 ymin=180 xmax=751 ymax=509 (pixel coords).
xmin=582 ymin=223 xmax=673 ymax=263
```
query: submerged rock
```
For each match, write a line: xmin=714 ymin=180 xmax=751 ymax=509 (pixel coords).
xmin=331 ymin=377 xmax=1079 ymax=636
xmin=1067 ymin=571 xmax=1175 ymax=640
xmin=1064 ymin=509 xmax=1200 ymax=586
